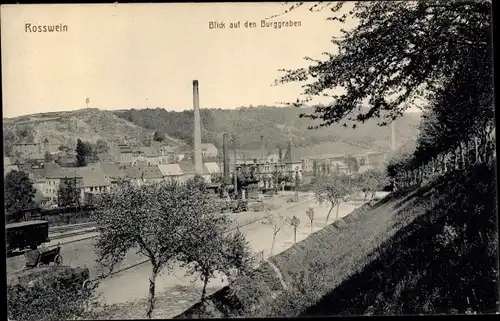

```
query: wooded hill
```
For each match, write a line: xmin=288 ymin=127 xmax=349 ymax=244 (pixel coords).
xmin=114 ymin=106 xmax=422 ymax=152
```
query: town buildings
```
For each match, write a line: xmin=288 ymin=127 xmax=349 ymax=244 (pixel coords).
xmin=5 ymin=132 xmax=389 ymax=209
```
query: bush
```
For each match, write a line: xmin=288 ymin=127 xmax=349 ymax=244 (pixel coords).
xmin=7 ymin=266 xmax=99 ymax=321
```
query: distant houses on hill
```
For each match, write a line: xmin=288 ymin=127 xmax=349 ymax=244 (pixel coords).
xmin=11 ymin=160 xmax=222 ymax=208
xmin=4 ymin=136 xmax=391 ymax=209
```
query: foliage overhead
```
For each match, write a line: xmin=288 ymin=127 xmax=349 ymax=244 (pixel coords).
xmin=274 ymin=1 xmax=492 ymax=128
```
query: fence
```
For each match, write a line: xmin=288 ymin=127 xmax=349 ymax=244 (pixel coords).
xmin=394 ymin=133 xmax=496 ymax=189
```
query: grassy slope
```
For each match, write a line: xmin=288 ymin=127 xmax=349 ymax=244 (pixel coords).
xmin=175 ymin=163 xmax=498 ymax=317
xmin=302 ymin=163 xmax=498 ymax=316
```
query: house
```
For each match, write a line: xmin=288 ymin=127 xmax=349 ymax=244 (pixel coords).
xmin=204 ymin=162 xmax=221 ymax=183
xmin=87 ymin=162 xmax=125 ymax=190
xmin=11 ymin=142 xmax=43 ymax=159
xmin=302 ymin=154 xmax=350 ymax=173
xmin=56 ymin=151 xmax=76 ymax=167
xmin=78 ymin=167 xmax=112 ymax=196
xmin=200 ymin=143 xmax=218 ymax=158
xmin=358 ymin=165 xmax=375 ymax=174
xmin=6 ymin=156 xmax=31 ymax=171
xmin=178 ymin=160 xmax=212 ymax=183
xmin=97 ymin=152 xmax=118 ymax=163
xmin=151 ymin=143 xmax=176 ymax=164
xmin=33 ymin=188 xmax=50 ymax=208
xmin=42 ymin=163 xmax=66 ymax=204
xmin=35 ymin=164 xmax=84 ymax=205
xmin=123 ymin=165 xmax=164 ymax=185
xmin=25 ymin=168 xmax=47 ymax=195
xmin=157 ymin=164 xmax=184 ymax=183
xmin=118 ymin=144 xmax=134 ymax=165
xmin=4 ymin=164 xmax=19 ymax=176
xmin=330 ymin=161 xmax=349 ymax=175
xmin=4 ymin=157 xmax=20 ymax=176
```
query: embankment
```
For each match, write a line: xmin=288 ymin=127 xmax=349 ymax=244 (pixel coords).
xmin=175 ymin=163 xmax=498 ymax=317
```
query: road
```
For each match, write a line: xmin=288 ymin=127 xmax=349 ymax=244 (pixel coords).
xmin=93 ymin=197 xmax=361 ymax=318
xmin=6 ymin=193 xmax=312 ymax=276
xmin=6 ymin=192 xmax=363 ymax=318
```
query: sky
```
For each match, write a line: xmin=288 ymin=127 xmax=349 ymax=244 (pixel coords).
xmin=1 ymin=3 xmax=422 ymax=119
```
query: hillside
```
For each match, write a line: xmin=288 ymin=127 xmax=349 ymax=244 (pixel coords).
xmin=175 ymin=163 xmax=498 ymax=317
xmin=3 ymin=108 xmax=184 ymax=153
xmin=113 ymin=106 xmax=421 ymax=153
xmin=3 ymin=106 xmax=421 ymax=157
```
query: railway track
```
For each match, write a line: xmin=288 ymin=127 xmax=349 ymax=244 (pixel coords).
xmin=49 ymin=222 xmax=96 ymax=234
xmin=79 ymin=197 xmax=315 ymax=283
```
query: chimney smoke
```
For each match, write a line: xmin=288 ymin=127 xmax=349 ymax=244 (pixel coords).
xmin=193 ymin=80 xmax=203 ymax=174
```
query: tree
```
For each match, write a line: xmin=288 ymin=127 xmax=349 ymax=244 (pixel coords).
xmin=355 ymin=169 xmax=389 ymax=202
xmin=288 ymin=215 xmax=300 ymax=244
xmin=7 ymin=266 xmax=100 ymax=321
xmin=44 ymin=151 xmax=54 ymax=163
xmin=180 ymin=216 xmax=254 ymax=302
xmin=263 ymin=211 xmax=287 ymax=256
xmin=142 ymin=136 xmax=152 ymax=147
xmin=94 ymin=139 xmax=109 ymax=154
xmin=343 ymin=154 xmax=360 ymax=173
xmin=313 ymin=175 xmax=352 ymax=225
xmin=294 ymin=171 xmax=300 ymax=202
xmin=153 ymin=131 xmax=166 ymax=143
xmin=75 ymin=139 xmax=92 ymax=167
xmin=5 ymin=170 xmax=35 ymax=216
xmin=92 ymin=176 xmax=243 ymax=319
xmin=275 ymin=1 xmax=492 ymax=128
xmin=58 ymin=178 xmax=81 ymax=208
xmin=306 ymin=207 xmax=315 ymax=234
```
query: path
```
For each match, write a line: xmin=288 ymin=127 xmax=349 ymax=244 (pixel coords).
xmin=93 ymin=198 xmax=361 ymax=318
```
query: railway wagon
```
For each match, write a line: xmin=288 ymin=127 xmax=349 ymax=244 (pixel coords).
xmin=6 ymin=220 xmax=51 ymax=252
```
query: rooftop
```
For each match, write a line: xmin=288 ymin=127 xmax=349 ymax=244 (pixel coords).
xmin=123 ymin=165 xmax=164 ymax=180
xmin=204 ymin=162 xmax=221 ymax=174
xmin=178 ymin=160 xmax=210 ymax=175
xmin=157 ymin=164 xmax=184 ymax=176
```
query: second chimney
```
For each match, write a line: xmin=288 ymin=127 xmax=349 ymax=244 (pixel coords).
xmin=223 ymin=132 xmax=230 ymax=184
xmin=193 ymin=80 xmax=203 ymax=174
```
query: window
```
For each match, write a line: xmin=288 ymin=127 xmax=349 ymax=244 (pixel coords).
xmin=90 ymin=187 xmax=94 ymax=192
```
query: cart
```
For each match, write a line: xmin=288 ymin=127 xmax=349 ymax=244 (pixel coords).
xmin=24 ymin=246 xmax=63 ymax=269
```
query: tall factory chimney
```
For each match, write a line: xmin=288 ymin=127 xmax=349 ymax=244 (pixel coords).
xmin=285 ymin=138 xmax=292 ymax=163
xmin=223 ymin=132 xmax=230 ymax=184
xmin=193 ymin=80 xmax=203 ymax=174
xmin=391 ymin=120 xmax=396 ymax=151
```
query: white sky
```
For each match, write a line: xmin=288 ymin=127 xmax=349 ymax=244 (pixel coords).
xmin=1 ymin=3 xmax=421 ymax=118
